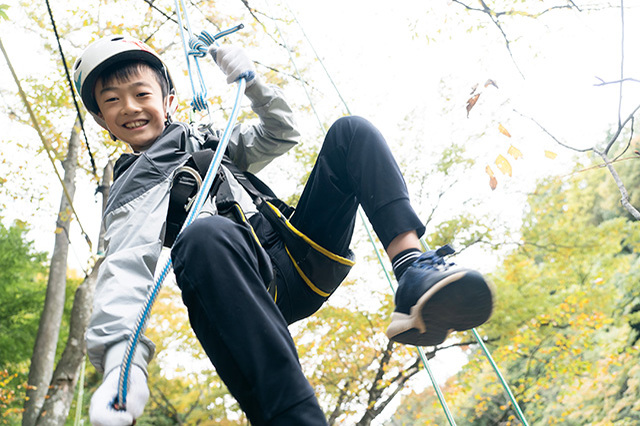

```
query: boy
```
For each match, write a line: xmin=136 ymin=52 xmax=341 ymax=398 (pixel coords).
xmin=75 ymin=35 xmax=494 ymax=425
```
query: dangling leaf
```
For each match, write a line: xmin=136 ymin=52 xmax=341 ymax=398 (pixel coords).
xmin=508 ymin=145 xmax=523 ymax=160
xmin=466 ymin=93 xmax=480 ymax=117
xmin=489 ymin=175 xmax=498 ymax=190
xmin=545 ymin=150 xmax=557 ymax=159
xmin=495 ymin=154 xmax=512 ymax=177
xmin=470 ymin=83 xmax=479 ymax=95
xmin=484 ymin=79 xmax=498 ymax=89
xmin=485 ymin=165 xmax=495 ymax=177
xmin=486 ymin=165 xmax=497 ymax=190
xmin=498 ymin=123 xmax=511 ymax=138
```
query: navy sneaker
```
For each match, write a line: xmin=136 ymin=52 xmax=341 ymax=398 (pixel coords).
xmin=386 ymin=245 xmax=494 ymax=346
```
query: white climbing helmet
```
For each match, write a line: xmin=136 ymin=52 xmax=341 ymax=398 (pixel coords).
xmin=73 ymin=35 xmax=175 ymax=129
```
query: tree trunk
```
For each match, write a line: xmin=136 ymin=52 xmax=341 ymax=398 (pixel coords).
xmin=23 ymin=118 xmax=80 ymax=426
xmin=35 ymin=257 xmax=103 ymax=425
xmin=35 ymin=161 xmax=113 ymax=425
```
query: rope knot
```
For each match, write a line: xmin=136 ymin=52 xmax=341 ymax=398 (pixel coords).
xmin=188 ymin=35 xmax=208 ymax=57
xmin=191 ymin=91 xmax=208 ymax=112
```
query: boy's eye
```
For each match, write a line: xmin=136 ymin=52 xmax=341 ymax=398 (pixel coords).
xmin=137 ymin=92 xmax=151 ymax=97
xmin=104 ymin=96 xmax=118 ymax=103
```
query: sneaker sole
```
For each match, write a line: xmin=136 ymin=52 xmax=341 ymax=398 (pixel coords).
xmin=386 ymin=270 xmax=494 ymax=346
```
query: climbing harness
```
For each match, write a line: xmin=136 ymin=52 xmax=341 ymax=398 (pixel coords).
xmin=262 ymin=2 xmax=530 ymax=424
xmin=165 ymin=148 xmax=356 ymax=297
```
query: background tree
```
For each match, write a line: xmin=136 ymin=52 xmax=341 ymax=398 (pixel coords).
xmin=3 ymin=0 xmax=639 ymax=424
xmin=391 ymin=149 xmax=640 ymax=424
xmin=0 ymin=222 xmax=47 ymax=424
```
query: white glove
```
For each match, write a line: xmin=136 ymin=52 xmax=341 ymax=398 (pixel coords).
xmin=90 ymin=366 xmax=149 ymax=426
xmin=209 ymin=45 xmax=257 ymax=87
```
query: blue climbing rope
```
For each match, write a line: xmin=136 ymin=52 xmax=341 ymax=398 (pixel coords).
xmin=115 ymin=16 xmax=248 ymax=408
xmin=116 ymin=77 xmax=246 ymax=410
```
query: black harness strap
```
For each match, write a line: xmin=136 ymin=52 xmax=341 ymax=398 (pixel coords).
xmin=163 ymin=149 xmax=225 ymax=248
xmin=165 ymin=150 xmax=355 ymax=297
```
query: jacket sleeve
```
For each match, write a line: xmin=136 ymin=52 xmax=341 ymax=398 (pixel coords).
xmin=86 ymin=125 xmax=192 ymax=377
xmin=86 ymin=181 xmax=170 ymax=376
xmin=225 ymin=78 xmax=301 ymax=174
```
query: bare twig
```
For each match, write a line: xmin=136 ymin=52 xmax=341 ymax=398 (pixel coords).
xmin=603 ymin=102 xmax=640 ymax=154
xmin=594 ymin=148 xmax=640 ymax=220
xmin=618 ymin=0 xmax=626 ymax=128
xmin=594 ymin=77 xmax=640 ymax=86
xmin=450 ymin=0 xmax=583 ymax=79
xmin=513 ymin=109 xmax=592 ymax=153
xmin=613 ymin=117 xmax=634 ymax=161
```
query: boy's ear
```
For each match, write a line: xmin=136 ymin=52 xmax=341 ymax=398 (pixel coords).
xmin=165 ymin=93 xmax=178 ymax=119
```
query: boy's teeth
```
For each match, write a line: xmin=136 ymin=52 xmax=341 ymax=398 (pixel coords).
xmin=125 ymin=120 xmax=147 ymax=129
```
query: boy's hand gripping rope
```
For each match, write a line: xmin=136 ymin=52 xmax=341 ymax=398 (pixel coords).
xmin=114 ymin=30 xmax=247 ymax=412
xmin=186 ymin=25 xmax=245 ymax=111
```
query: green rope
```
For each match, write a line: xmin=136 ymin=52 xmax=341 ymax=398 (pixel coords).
xmin=259 ymin=1 xmax=457 ymax=423
xmin=361 ymin=211 xmax=457 ymax=425
xmin=420 ymin=238 xmax=529 ymax=424
xmin=472 ymin=328 xmax=529 ymax=425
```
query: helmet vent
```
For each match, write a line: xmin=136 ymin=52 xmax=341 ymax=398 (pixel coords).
xmin=73 ymin=59 xmax=81 ymax=70
xmin=111 ymin=36 xmax=124 ymax=41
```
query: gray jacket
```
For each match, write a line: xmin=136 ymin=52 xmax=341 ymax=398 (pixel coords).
xmin=87 ymin=80 xmax=300 ymax=377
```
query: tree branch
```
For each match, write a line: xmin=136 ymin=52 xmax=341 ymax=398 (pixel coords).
xmin=594 ymin=77 xmax=640 ymax=86
xmin=513 ymin=109 xmax=592 ymax=153
xmin=594 ymin=148 xmax=640 ymax=220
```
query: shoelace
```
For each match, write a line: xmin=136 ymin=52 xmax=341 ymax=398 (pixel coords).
xmin=414 ymin=244 xmax=456 ymax=271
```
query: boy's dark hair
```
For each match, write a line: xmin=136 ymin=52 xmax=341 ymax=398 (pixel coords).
xmin=97 ymin=60 xmax=170 ymax=99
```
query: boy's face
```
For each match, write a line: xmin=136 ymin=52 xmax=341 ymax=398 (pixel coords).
xmin=95 ymin=66 xmax=174 ymax=152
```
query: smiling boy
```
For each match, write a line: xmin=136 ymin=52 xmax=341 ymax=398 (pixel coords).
xmin=94 ymin=65 xmax=171 ymax=151
xmin=76 ymin=35 xmax=494 ymax=425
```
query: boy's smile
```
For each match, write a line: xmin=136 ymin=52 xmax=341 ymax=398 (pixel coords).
xmin=95 ymin=66 xmax=173 ymax=152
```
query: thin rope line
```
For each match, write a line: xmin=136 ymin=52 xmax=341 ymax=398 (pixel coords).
xmin=45 ymin=0 xmax=98 ymax=180
xmin=283 ymin=4 xmax=530 ymax=424
xmin=259 ymin=0 xmax=457 ymax=423
xmin=0 ymin=36 xmax=93 ymax=251
xmin=117 ymin=78 xmax=247 ymax=409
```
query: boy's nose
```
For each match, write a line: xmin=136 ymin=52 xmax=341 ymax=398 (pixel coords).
xmin=121 ymin=97 xmax=142 ymax=114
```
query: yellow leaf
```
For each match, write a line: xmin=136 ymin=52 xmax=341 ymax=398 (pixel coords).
xmin=508 ymin=145 xmax=523 ymax=160
xmin=545 ymin=150 xmax=557 ymax=159
xmin=485 ymin=165 xmax=495 ymax=177
xmin=495 ymin=154 xmax=512 ymax=177
xmin=498 ymin=123 xmax=511 ymax=138
xmin=54 ymin=227 xmax=63 ymax=234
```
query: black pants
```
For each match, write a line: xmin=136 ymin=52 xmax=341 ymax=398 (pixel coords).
xmin=171 ymin=116 xmax=424 ymax=425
